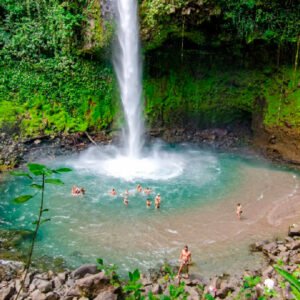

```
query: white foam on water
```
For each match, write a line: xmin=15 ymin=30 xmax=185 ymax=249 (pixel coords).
xmin=69 ymin=144 xmax=219 ymax=182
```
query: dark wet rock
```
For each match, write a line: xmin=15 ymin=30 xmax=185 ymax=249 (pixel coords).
xmin=0 ymin=284 xmax=15 ymax=300
xmin=288 ymin=224 xmax=300 ymax=237
xmin=71 ymin=263 xmax=98 ymax=279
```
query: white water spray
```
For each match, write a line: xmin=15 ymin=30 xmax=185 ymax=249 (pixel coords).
xmin=114 ymin=0 xmax=144 ymax=158
xmin=72 ymin=0 xmax=219 ymax=181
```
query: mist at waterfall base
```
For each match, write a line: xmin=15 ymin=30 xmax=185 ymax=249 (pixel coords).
xmin=2 ymin=145 xmax=300 ymax=277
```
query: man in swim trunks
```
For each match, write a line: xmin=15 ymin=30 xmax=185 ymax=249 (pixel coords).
xmin=177 ymin=245 xmax=192 ymax=279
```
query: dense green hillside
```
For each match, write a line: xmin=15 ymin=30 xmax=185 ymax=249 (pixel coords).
xmin=0 ymin=0 xmax=299 ymax=139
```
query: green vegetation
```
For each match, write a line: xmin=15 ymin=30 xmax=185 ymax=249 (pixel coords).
xmin=11 ymin=163 xmax=72 ymax=299
xmin=144 ymin=63 xmax=300 ymax=129
xmin=0 ymin=0 xmax=299 ymax=141
xmin=275 ymin=265 xmax=300 ymax=299
xmin=0 ymin=60 xmax=115 ymax=137
xmin=0 ymin=0 xmax=115 ymax=138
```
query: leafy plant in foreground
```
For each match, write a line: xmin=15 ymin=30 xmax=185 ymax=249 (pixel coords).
xmin=96 ymin=258 xmax=120 ymax=287
xmin=11 ymin=163 xmax=71 ymax=299
xmin=235 ymin=275 xmax=262 ymax=299
xmin=275 ymin=265 xmax=300 ymax=299
xmin=123 ymin=269 xmax=144 ymax=299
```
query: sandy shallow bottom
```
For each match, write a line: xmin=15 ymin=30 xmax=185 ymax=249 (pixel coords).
xmin=2 ymin=150 xmax=300 ymax=278
xmin=39 ymin=163 xmax=300 ymax=277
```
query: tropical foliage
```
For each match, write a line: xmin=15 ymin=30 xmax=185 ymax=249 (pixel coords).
xmin=11 ymin=163 xmax=72 ymax=299
xmin=0 ymin=0 xmax=299 ymax=139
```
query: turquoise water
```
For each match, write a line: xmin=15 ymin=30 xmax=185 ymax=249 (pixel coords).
xmin=0 ymin=144 xmax=296 ymax=276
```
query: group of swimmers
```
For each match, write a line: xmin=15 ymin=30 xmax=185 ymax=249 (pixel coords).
xmin=110 ymin=184 xmax=161 ymax=208
xmin=71 ymin=184 xmax=161 ymax=208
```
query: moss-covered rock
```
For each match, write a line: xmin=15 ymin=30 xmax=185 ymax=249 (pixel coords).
xmin=80 ymin=0 xmax=114 ymax=56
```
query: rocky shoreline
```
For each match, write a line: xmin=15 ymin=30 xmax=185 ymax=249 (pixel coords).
xmin=0 ymin=124 xmax=254 ymax=171
xmin=2 ymin=122 xmax=300 ymax=173
xmin=0 ymin=224 xmax=299 ymax=300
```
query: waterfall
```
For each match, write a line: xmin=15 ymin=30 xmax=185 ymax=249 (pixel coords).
xmin=114 ymin=0 xmax=144 ymax=158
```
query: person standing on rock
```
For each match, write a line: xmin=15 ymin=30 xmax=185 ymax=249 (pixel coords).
xmin=236 ymin=203 xmax=243 ymax=220
xmin=177 ymin=245 xmax=192 ymax=279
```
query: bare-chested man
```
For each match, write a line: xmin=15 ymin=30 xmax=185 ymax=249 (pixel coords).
xmin=177 ymin=245 xmax=192 ymax=279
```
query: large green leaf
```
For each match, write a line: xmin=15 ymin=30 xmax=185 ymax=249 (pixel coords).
xmin=132 ymin=269 xmax=141 ymax=281
xmin=10 ymin=171 xmax=32 ymax=179
xmin=53 ymin=167 xmax=72 ymax=173
xmin=28 ymin=163 xmax=49 ymax=176
xmin=30 ymin=183 xmax=43 ymax=190
xmin=45 ymin=178 xmax=64 ymax=185
xmin=13 ymin=194 xmax=33 ymax=204
xmin=291 ymin=285 xmax=300 ymax=299
xmin=205 ymin=294 xmax=215 ymax=300
xmin=275 ymin=266 xmax=300 ymax=291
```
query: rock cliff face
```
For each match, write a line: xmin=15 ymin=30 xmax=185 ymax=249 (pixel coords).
xmin=253 ymin=126 xmax=300 ymax=165
xmin=252 ymin=95 xmax=300 ymax=164
xmin=80 ymin=0 xmax=113 ymax=55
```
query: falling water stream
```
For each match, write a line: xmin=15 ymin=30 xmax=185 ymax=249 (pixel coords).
xmin=114 ymin=0 xmax=144 ymax=158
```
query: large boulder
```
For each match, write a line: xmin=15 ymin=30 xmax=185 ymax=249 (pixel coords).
xmin=72 ymin=264 xmax=98 ymax=279
xmin=0 ymin=284 xmax=15 ymax=300
xmin=75 ymin=272 xmax=109 ymax=298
